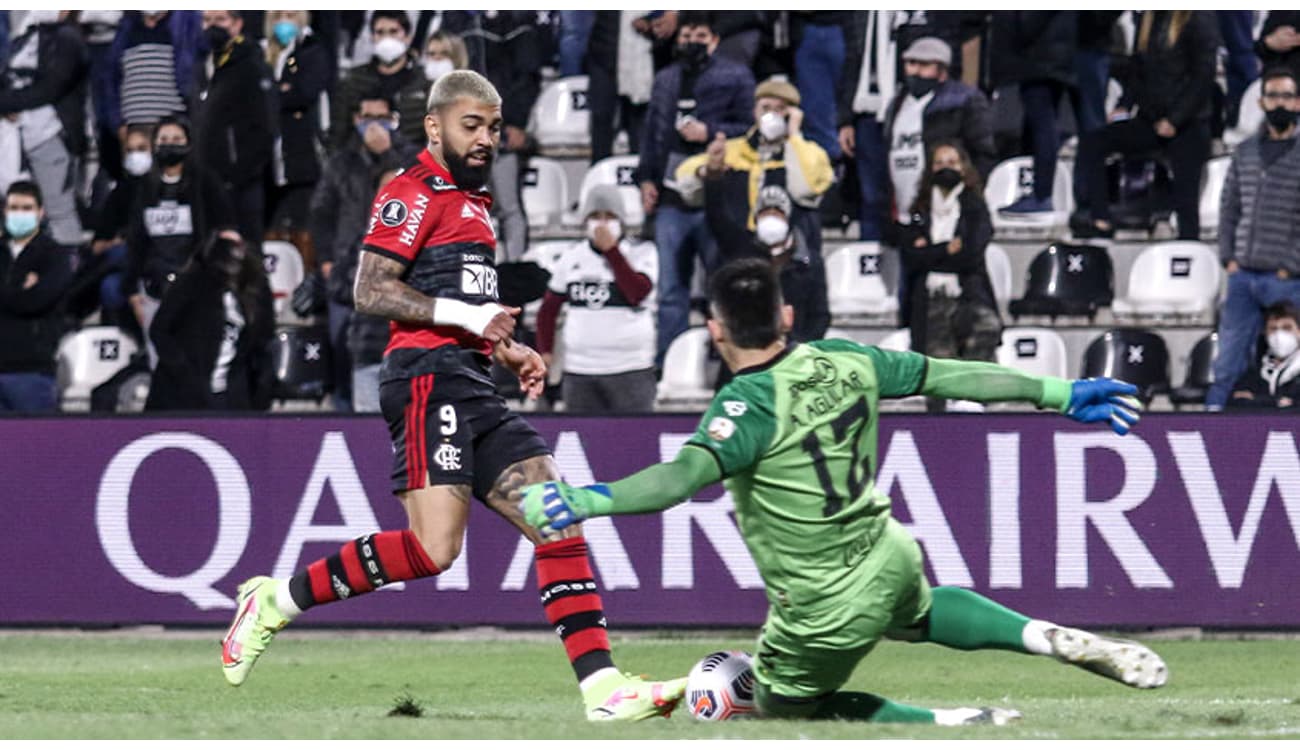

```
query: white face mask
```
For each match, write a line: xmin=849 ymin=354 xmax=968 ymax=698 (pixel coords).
xmin=1269 ymin=329 xmax=1299 ymax=359
xmin=123 ymin=151 xmax=153 ymax=177
xmin=586 ymin=218 xmax=621 ymax=243
xmin=758 ymin=111 xmax=787 ymax=142
xmin=755 ymin=215 xmax=789 ymax=248
xmin=423 ymin=58 xmax=455 ymax=82
xmin=373 ymin=36 xmax=408 ymax=65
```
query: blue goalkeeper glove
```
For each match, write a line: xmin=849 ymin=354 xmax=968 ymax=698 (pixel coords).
xmin=521 ymin=481 xmax=613 ymax=538
xmin=1065 ymin=377 xmax=1143 ymax=435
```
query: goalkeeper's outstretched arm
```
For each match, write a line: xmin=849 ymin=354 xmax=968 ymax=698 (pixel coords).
xmin=919 ymin=357 xmax=1073 ymax=411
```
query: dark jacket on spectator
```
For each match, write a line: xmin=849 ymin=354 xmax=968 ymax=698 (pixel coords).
xmin=0 ymin=229 xmax=73 ymax=376
xmin=883 ymin=79 xmax=996 ymax=180
xmin=638 ymin=53 xmax=756 ymax=188
xmin=192 ymin=36 xmax=276 ymax=190
xmin=146 ymin=259 xmax=274 ymax=411
xmin=1219 ymin=132 xmax=1300 ymax=276
xmin=270 ymin=30 xmax=331 ymax=186
xmin=1078 ymin=11 xmax=1123 ymax=52
xmin=308 ymin=133 xmax=412 ymax=269
xmin=0 ymin=18 xmax=91 ymax=157
xmin=460 ymin=11 xmax=542 ymax=134
xmin=107 ymin=11 xmax=202 ymax=131
xmin=125 ymin=166 xmax=236 ymax=298
xmin=1119 ymin=11 xmax=1219 ymax=131
xmin=1255 ymin=12 xmax=1300 ymax=80
xmin=330 ymin=54 xmax=429 ymax=150
xmin=1228 ymin=350 xmax=1300 ymax=410
xmin=989 ymin=12 xmax=1077 ymax=87
xmin=331 ymin=226 xmax=390 ymax=368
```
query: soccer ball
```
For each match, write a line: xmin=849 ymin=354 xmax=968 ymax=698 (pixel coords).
xmin=685 ymin=650 xmax=756 ymax=721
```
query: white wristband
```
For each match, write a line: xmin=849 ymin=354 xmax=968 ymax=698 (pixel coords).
xmin=432 ymin=298 xmax=504 ymax=338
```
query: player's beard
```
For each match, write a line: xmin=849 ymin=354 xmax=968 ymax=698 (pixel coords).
xmin=444 ymin=142 xmax=494 ymax=191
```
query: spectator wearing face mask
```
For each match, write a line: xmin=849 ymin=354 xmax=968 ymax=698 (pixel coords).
xmin=898 ymin=140 xmax=999 ymax=381
xmin=263 ymin=10 xmax=330 ymax=236
xmin=88 ymin=124 xmax=154 ymax=329
xmin=535 ymin=185 xmax=659 ymax=414
xmin=639 ymin=11 xmax=755 ymax=368
xmin=421 ymin=31 xmax=466 ymax=85
xmin=193 ymin=10 xmax=276 ymax=245
xmin=1228 ymin=303 xmax=1300 ymax=410
xmin=676 ymin=76 xmax=833 ymax=260
xmin=146 ymin=229 xmax=275 ymax=411
xmin=1206 ymin=67 xmax=1300 ymax=410
xmin=331 ymin=10 xmax=430 ymax=151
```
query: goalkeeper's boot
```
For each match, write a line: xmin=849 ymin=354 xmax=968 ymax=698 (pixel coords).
xmin=1047 ymin=626 xmax=1168 ymax=689
xmin=583 ymin=670 xmax=688 ymax=721
xmin=221 ymin=576 xmax=289 ymax=686
xmin=936 ymin=706 xmax=1023 ymax=726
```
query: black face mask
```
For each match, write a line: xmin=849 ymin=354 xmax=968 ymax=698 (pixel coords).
xmin=154 ymin=143 xmax=190 ymax=167
xmin=905 ymin=74 xmax=940 ymax=99
xmin=933 ymin=168 xmax=962 ymax=191
xmin=443 ymin=143 xmax=495 ymax=191
xmin=204 ymin=25 xmax=231 ymax=52
xmin=676 ymin=42 xmax=709 ymax=69
xmin=1266 ymin=106 xmax=1298 ymax=131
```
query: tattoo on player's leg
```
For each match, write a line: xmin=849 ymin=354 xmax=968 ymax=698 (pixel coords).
xmin=485 ymin=455 xmax=580 ymax=543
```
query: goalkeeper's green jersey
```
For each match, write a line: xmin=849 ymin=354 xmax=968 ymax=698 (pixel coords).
xmin=685 ymin=339 xmax=929 ymax=613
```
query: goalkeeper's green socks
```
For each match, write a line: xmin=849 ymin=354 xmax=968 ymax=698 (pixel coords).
xmin=924 ymin=586 xmax=1054 ymax=655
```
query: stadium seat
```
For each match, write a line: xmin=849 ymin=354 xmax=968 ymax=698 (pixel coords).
xmin=1080 ymin=328 xmax=1171 ymax=403
xmin=262 ymin=240 xmax=307 ymax=326
xmin=825 ymin=242 xmax=898 ymax=325
xmin=528 ymin=75 xmax=590 ymax=156
xmin=522 ymin=157 xmax=569 ymax=232
xmin=1170 ymin=332 xmax=1217 ymax=409
xmin=1224 ymin=77 xmax=1263 ymax=148
xmin=272 ymin=325 xmax=332 ymax=401
xmin=575 ymin=155 xmax=643 ymax=228
xmin=1008 ymin=243 xmax=1114 ymax=319
xmin=1192 ymin=156 xmax=1230 ymax=241
xmin=656 ymin=327 xmax=716 ymax=410
xmin=1112 ymin=241 xmax=1221 ymax=322
xmin=985 ymin=242 xmax=1013 ymax=306
xmin=875 ymin=328 xmax=911 ymax=352
xmin=986 ymin=156 xmax=1074 ymax=239
xmin=996 ymin=327 xmax=1068 ymax=380
xmin=55 ymin=326 xmax=140 ymax=411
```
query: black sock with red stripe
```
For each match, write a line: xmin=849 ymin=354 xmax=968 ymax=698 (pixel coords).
xmin=287 ymin=529 xmax=441 ymax=611
xmin=535 ymin=537 xmax=615 ymax=681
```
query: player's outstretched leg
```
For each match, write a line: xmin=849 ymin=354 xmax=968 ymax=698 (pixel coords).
xmin=754 ymin=682 xmax=1022 ymax=726
xmin=489 ymin=456 xmax=687 ymax=721
xmin=922 ymin=586 xmax=1168 ymax=689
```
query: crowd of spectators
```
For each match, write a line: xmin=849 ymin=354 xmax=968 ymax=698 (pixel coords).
xmin=0 ymin=10 xmax=1295 ymax=414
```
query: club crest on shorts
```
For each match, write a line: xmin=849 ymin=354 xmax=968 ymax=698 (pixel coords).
xmin=379 ymin=199 xmax=408 ymax=227
xmin=433 ymin=443 xmax=463 ymax=471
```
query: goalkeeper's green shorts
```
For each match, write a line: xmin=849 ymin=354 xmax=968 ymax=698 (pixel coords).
xmin=752 ymin=518 xmax=932 ymax=701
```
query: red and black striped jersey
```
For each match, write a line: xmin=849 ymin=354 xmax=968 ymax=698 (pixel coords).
xmin=360 ymin=149 xmax=498 ymax=358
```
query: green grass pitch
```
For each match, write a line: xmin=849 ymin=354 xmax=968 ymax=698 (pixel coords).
xmin=1 ymin=632 xmax=1298 ymax=739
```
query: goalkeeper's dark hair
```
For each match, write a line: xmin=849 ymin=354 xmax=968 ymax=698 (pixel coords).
xmin=709 ymin=258 xmax=783 ymax=349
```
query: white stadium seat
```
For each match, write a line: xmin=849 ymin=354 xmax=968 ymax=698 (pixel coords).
xmin=875 ymin=328 xmax=911 ymax=352
xmin=1112 ymin=241 xmax=1222 ymax=322
xmin=522 ymin=157 xmax=569 ymax=232
xmin=262 ymin=240 xmax=307 ymax=326
xmin=575 ymin=155 xmax=644 ymax=228
xmin=986 ymin=156 xmax=1074 ymax=239
xmin=656 ymin=327 xmax=716 ymax=410
xmin=985 ymin=242 xmax=1013 ymax=306
xmin=528 ymin=76 xmax=590 ymax=155
xmin=1224 ymin=78 xmax=1263 ymax=148
xmin=825 ymin=242 xmax=898 ymax=325
xmin=996 ymin=327 xmax=1068 ymax=380
xmin=56 ymin=326 xmax=139 ymax=411
xmin=1195 ymin=156 xmax=1230 ymax=241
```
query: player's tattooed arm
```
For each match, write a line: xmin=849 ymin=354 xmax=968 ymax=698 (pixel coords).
xmin=354 ymin=251 xmax=436 ymax=324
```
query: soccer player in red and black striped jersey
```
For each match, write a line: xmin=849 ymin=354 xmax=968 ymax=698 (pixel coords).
xmin=220 ymin=70 xmax=686 ymax=721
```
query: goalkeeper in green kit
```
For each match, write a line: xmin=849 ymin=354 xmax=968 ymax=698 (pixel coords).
xmin=522 ymin=258 xmax=1167 ymax=725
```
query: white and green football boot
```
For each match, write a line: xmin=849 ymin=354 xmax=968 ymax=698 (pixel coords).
xmin=220 ymin=576 xmax=289 ymax=686
xmin=1047 ymin=626 xmax=1168 ymax=688
xmin=583 ymin=670 xmax=689 ymax=721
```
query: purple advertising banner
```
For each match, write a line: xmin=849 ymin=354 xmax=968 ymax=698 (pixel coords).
xmin=3 ymin=414 xmax=1298 ymax=629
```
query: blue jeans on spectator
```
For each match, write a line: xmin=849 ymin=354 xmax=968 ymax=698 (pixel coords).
xmin=558 ymin=11 xmax=595 ymax=77
xmin=1021 ymin=81 xmax=1066 ymax=202
xmin=852 ymin=115 xmax=888 ymax=241
xmin=1072 ymin=48 xmax=1109 ymax=206
xmin=1207 ymin=269 xmax=1300 ymax=407
xmin=0 ymin=372 xmax=57 ymax=412
xmin=654 ymin=204 xmax=718 ymax=367
xmin=99 ymin=242 xmax=130 ymax=316
xmin=795 ymin=23 xmax=845 ymax=161
xmin=1217 ymin=11 xmax=1259 ymax=124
